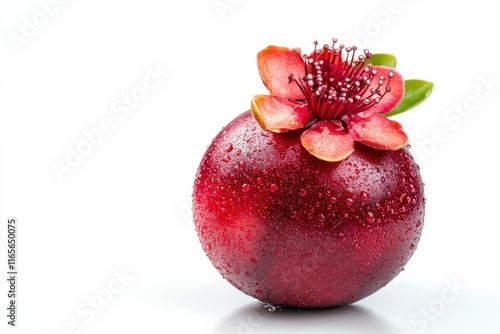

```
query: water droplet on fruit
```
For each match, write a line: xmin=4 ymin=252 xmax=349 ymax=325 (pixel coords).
xmin=256 ymin=289 xmax=262 ymax=294
xmin=353 ymin=244 xmax=360 ymax=250
xmin=242 ymin=184 xmax=251 ymax=192
xmin=318 ymin=213 xmax=326 ymax=222
xmin=299 ymin=189 xmax=307 ymax=197
xmin=416 ymin=220 xmax=422 ymax=227
xmin=380 ymin=176 xmax=386 ymax=183
xmin=270 ymin=183 xmax=278 ymax=192
xmin=225 ymin=143 xmax=234 ymax=152
xmin=250 ymin=257 xmax=257 ymax=263
xmin=346 ymin=188 xmax=354 ymax=197
xmin=222 ymin=155 xmax=231 ymax=162
xmin=257 ymin=177 xmax=263 ymax=184
xmin=360 ymin=191 xmax=368 ymax=201
xmin=365 ymin=212 xmax=375 ymax=224
xmin=239 ymin=161 xmax=246 ymax=168
xmin=329 ymin=196 xmax=337 ymax=203
xmin=346 ymin=198 xmax=354 ymax=206
xmin=410 ymin=243 xmax=415 ymax=250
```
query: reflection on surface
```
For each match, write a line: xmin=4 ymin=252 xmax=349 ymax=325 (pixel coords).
xmin=213 ymin=302 xmax=399 ymax=334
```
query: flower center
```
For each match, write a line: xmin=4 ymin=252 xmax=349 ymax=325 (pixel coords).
xmin=291 ymin=39 xmax=395 ymax=120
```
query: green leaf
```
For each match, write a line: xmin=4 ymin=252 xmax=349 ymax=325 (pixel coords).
xmin=385 ymin=80 xmax=433 ymax=117
xmin=369 ymin=54 xmax=397 ymax=68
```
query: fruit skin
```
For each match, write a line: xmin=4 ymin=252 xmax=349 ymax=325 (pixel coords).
xmin=193 ymin=110 xmax=425 ymax=308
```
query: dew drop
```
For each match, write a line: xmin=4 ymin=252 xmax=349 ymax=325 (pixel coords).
xmin=365 ymin=212 xmax=375 ymax=224
xmin=222 ymin=155 xmax=231 ymax=163
xmin=360 ymin=191 xmax=368 ymax=201
xmin=242 ymin=184 xmax=251 ymax=192
xmin=250 ymin=257 xmax=257 ymax=263
xmin=257 ymin=177 xmax=263 ymax=184
xmin=270 ymin=183 xmax=278 ymax=192
xmin=256 ymin=289 xmax=262 ymax=294
xmin=261 ymin=303 xmax=277 ymax=312
xmin=299 ymin=189 xmax=308 ymax=197
xmin=329 ymin=196 xmax=337 ymax=203
xmin=353 ymin=243 xmax=360 ymax=250
xmin=239 ymin=161 xmax=246 ymax=168
xmin=416 ymin=220 xmax=422 ymax=227
xmin=410 ymin=243 xmax=415 ymax=250
xmin=225 ymin=143 xmax=234 ymax=153
xmin=346 ymin=198 xmax=354 ymax=206
xmin=318 ymin=213 xmax=326 ymax=222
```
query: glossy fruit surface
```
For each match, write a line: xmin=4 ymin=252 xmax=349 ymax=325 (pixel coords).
xmin=193 ymin=110 xmax=424 ymax=308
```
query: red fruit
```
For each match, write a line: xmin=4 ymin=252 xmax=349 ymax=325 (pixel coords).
xmin=192 ymin=38 xmax=432 ymax=308
xmin=193 ymin=111 xmax=424 ymax=308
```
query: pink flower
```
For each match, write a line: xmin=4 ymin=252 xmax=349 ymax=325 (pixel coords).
xmin=251 ymin=39 xmax=408 ymax=162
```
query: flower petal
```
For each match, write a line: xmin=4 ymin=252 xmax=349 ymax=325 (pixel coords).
xmin=347 ymin=114 xmax=408 ymax=150
xmin=257 ymin=46 xmax=305 ymax=99
xmin=251 ymin=94 xmax=313 ymax=133
xmin=300 ymin=120 xmax=354 ymax=162
xmin=361 ymin=66 xmax=404 ymax=116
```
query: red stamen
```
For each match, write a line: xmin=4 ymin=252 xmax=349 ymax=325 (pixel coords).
xmin=293 ymin=39 xmax=393 ymax=121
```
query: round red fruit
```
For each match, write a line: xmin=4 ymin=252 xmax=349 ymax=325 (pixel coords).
xmin=193 ymin=110 xmax=425 ymax=308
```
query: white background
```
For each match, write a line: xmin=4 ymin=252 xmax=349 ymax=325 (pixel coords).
xmin=1 ymin=0 xmax=499 ymax=333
